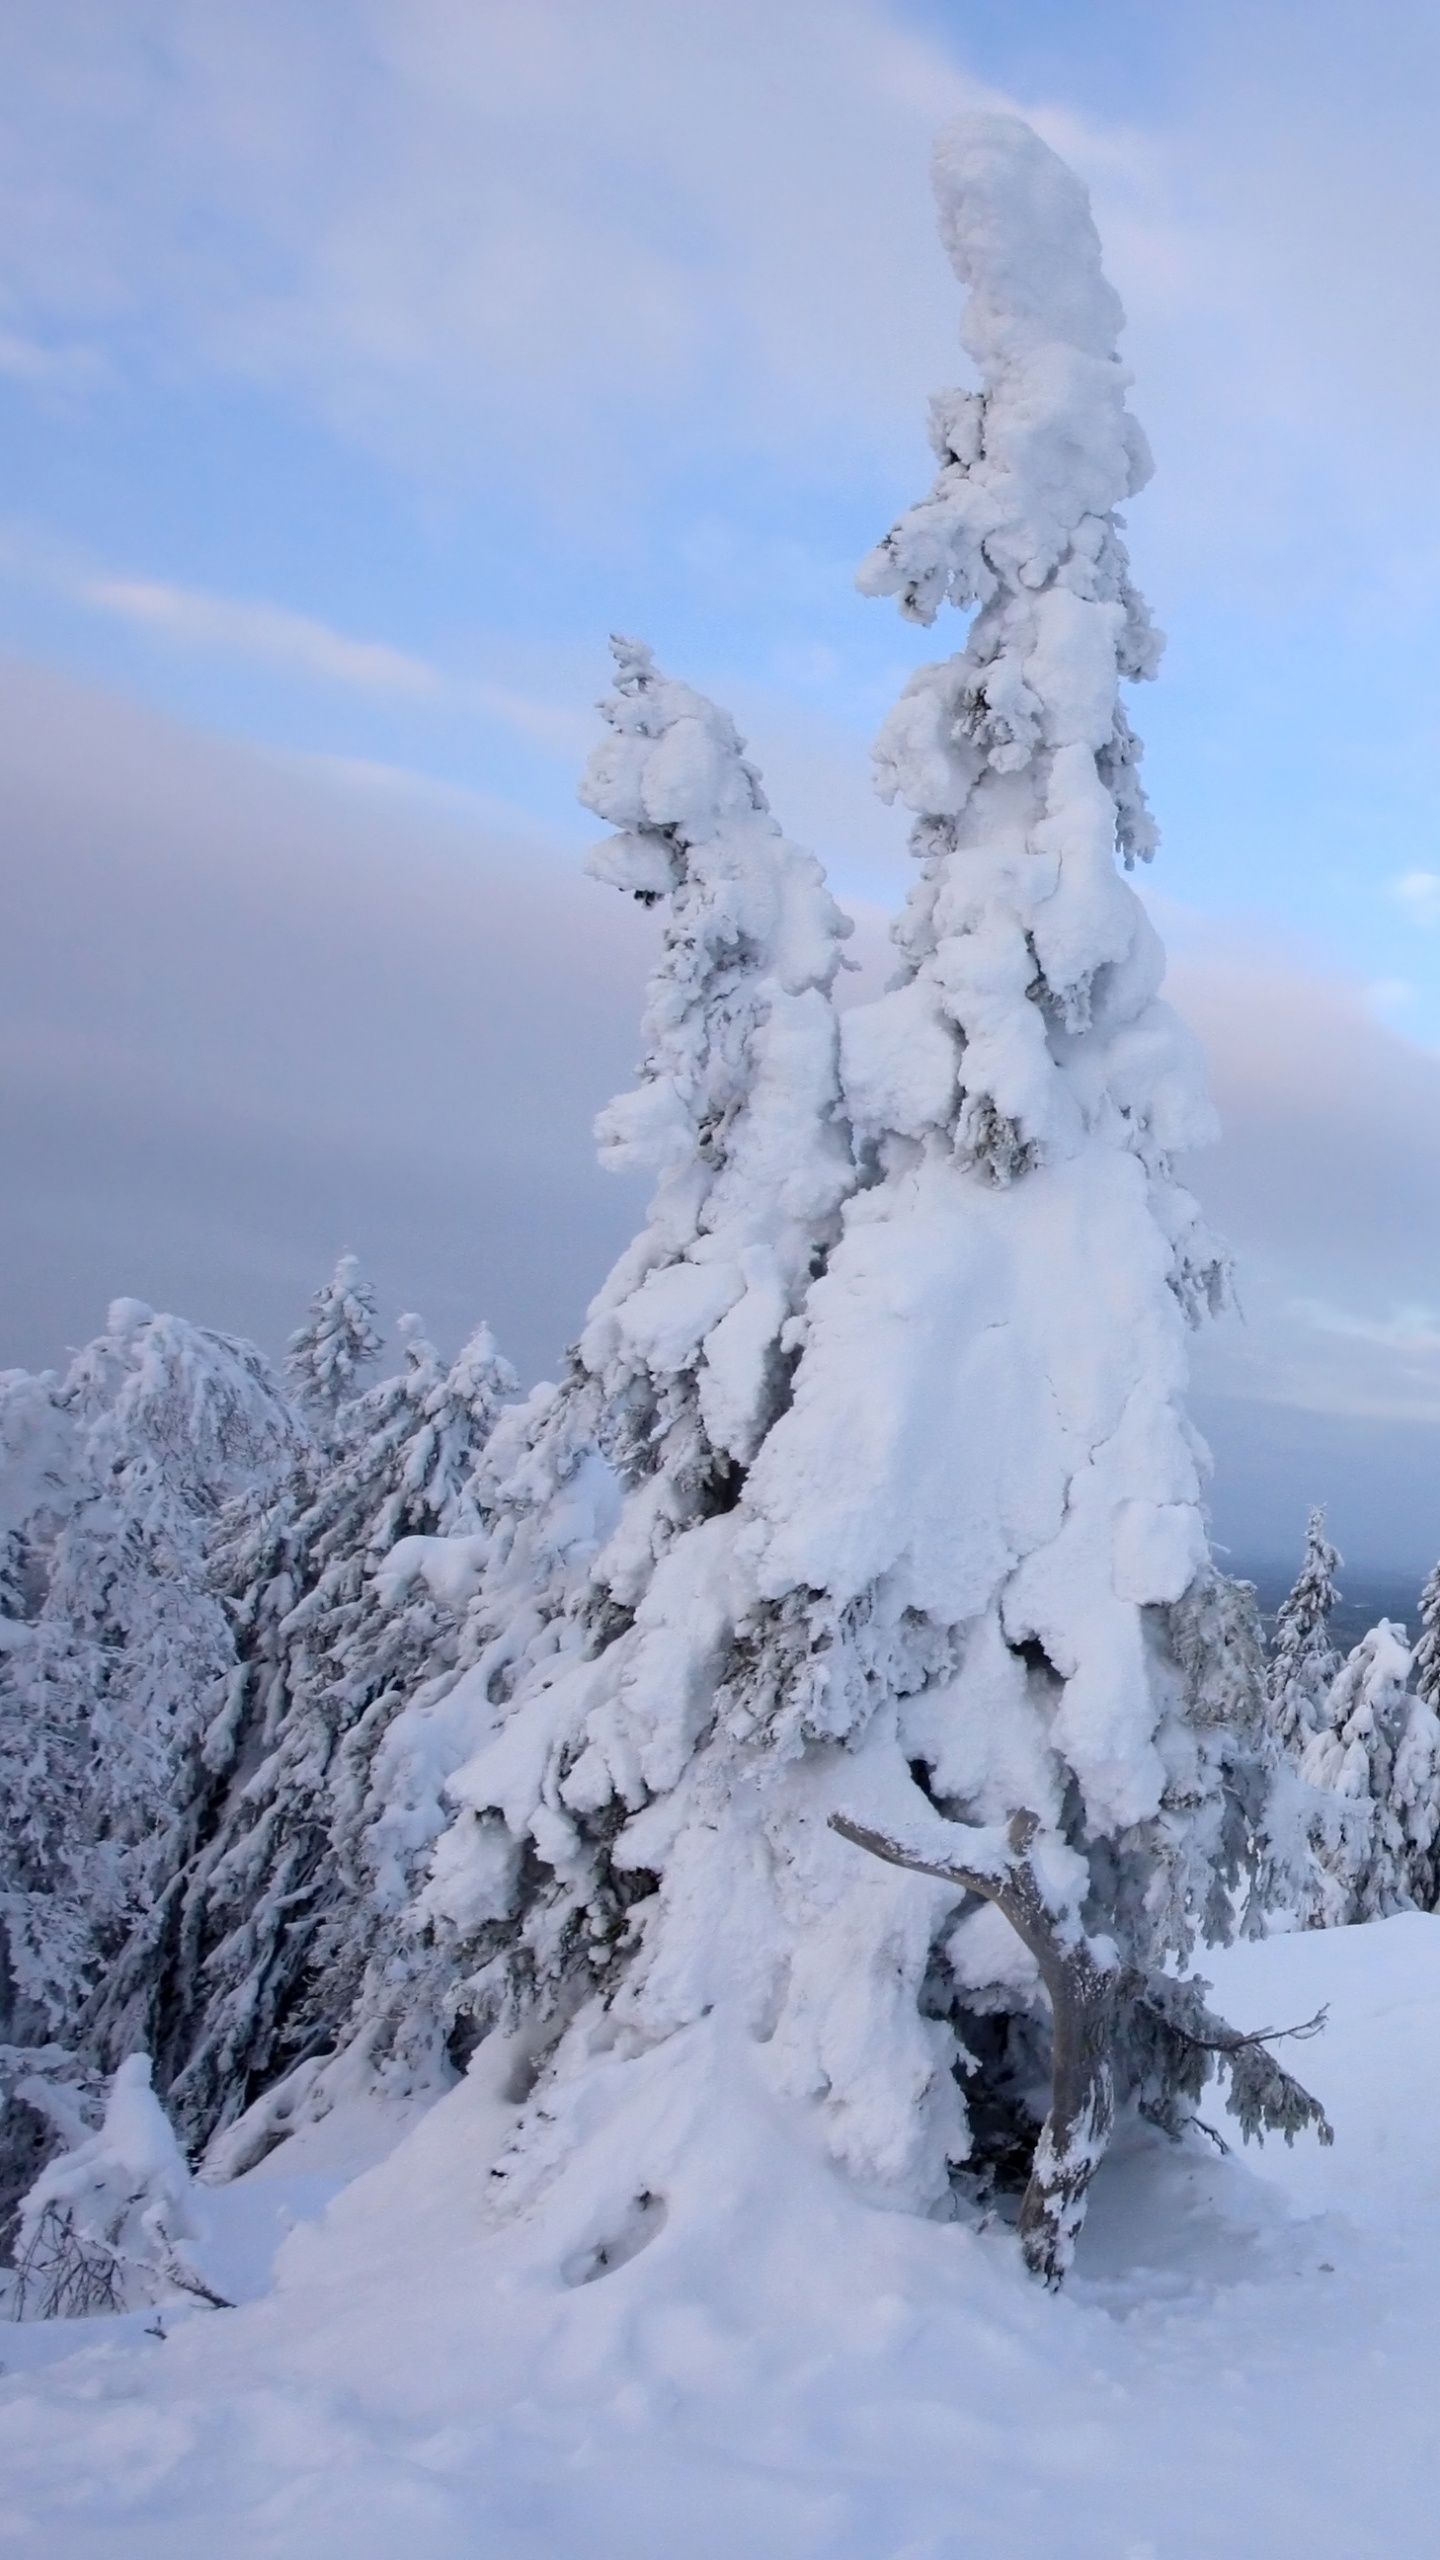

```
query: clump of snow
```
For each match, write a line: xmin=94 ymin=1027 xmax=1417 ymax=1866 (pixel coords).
xmin=9 ymin=2056 xmax=223 ymax=2320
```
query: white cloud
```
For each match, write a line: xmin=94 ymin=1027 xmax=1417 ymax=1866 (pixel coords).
xmin=1393 ymin=871 xmax=1440 ymax=928
xmin=0 ymin=325 xmax=104 ymax=391
xmin=0 ymin=650 xmax=654 ymax=1381
xmin=3 ymin=0 xmax=1438 ymax=608
xmin=78 ymin=575 xmax=444 ymax=697
xmin=18 ymin=552 xmax=594 ymax=760
xmin=1165 ymin=924 xmax=1440 ymax=1423
xmin=0 ymin=1 xmax=986 ymax=479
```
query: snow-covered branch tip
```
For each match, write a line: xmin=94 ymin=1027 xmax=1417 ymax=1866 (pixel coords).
xmin=1167 ymin=2005 xmax=1330 ymax=2055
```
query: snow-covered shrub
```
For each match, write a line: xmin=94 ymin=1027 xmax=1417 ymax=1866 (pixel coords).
xmin=9 ymin=2054 xmax=225 ymax=2320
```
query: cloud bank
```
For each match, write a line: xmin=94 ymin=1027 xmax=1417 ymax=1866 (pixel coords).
xmin=4 ymin=656 xmax=1440 ymax=1569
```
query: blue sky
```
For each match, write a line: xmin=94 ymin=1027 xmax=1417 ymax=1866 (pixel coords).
xmin=5 ymin=0 xmax=1440 ymax=1570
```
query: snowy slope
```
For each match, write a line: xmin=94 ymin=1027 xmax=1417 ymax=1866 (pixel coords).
xmin=1 ymin=1915 xmax=1437 ymax=2559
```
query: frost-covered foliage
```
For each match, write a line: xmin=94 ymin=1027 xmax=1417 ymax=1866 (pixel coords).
xmin=9 ymin=2054 xmax=225 ymax=2318
xmin=0 ymin=1368 xmax=71 ymax=1628
xmin=328 ymin=642 xmax=856 ymax=2111
xmin=378 ymin=122 xmax=1302 ymax=2294
xmin=100 ymin=1308 xmax=514 ymax=2155
xmin=0 ymin=1301 xmax=299 ymax=2058
xmin=1412 ymin=1549 xmax=1440 ymax=1728
xmin=1267 ymin=1511 xmax=1343 ymax=1754
xmin=284 ymin=1255 xmax=383 ymax=1431
xmin=1294 ymin=1622 xmax=1440 ymax=1925
xmin=723 ymin=111 xmax=1268 ymax=2272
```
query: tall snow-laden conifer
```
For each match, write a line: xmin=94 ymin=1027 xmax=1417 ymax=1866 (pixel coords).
xmin=407 ymin=120 xmax=1326 ymax=2293
xmin=100 ymin=1310 xmax=514 ymax=2152
xmin=760 ymin=111 xmax=1312 ymax=2274
xmin=358 ymin=643 xmax=856 ymax=2098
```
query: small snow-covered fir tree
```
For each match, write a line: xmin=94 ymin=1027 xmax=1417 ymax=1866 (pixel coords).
xmin=284 ymin=1254 xmax=382 ymax=1433
xmin=404 ymin=118 xmax=1325 ymax=2290
xmin=1298 ymin=1621 xmax=1440 ymax=1923
xmin=1249 ymin=1508 xmax=1345 ymax=1925
xmin=1268 ymin=1510 xmax=1343 ymax=1753
xmin=105 ymin=1310 xmax=514 ymax=2153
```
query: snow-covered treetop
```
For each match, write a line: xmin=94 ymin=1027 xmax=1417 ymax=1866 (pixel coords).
xmin=366 ymin=1315 xmax=517 ymax=1548
xmin=858 ymin=112 xmax=1154 ymax=648
xmin=1267 ymin=1508 xmax=1343 ymax=1752
xmin=841 ymin=110 xmax=1213 ymax=1209
xmin=575 ymin=636 xmax=854 ymax=1470
xmin=284 ymin=1256 xmax=383 ymax=1425
xmin=65 ymin=1298 xmax=302 ymax=1516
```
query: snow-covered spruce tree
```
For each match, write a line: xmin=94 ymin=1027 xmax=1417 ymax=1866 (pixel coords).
xmin=1268 ymin=1510 xmax=1343 ymax=1753
xmin=1247 ymin=1508 xmax=1345 ymax=1926
xmin=0 ymin=1301 xmax=299 ymax=2052
xmin=284 ymin=1253 xmax=383 ymax=1435
xmin=1412 ymin=1547 xmax=1440 ymax=1737
xmin=1297 ymin=1621 xmax=1440 ymax=1924
xmin=101 ymin=1313 xmax=514 ymax=2154
xmin=332 ymin=641 xmax=857 ymax=2102
xmin=409 ymin=119 xmax=1325 ymax=2291
xmin=123 ymin=1249 xmax=388 ymax=2035
xmin=0 ymin=1303 xmax=297 ymax=2246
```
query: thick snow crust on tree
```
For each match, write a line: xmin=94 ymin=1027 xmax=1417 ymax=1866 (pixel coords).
xmin=0 ymin=1919 xmax=1436 ymax=2560
xmin=368 ymin=118 xmax=1278 ymax=2291
xmin=319 ymin=640 xmax=859 ymax=2118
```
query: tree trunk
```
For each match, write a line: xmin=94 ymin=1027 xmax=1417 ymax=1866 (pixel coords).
xmin=830 ymin=1808 xmax=1116 ymax=2285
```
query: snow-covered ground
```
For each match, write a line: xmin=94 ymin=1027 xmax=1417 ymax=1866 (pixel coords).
xmin=0 ymin=1915 xmax=1436 ymax=2558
